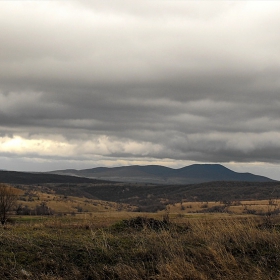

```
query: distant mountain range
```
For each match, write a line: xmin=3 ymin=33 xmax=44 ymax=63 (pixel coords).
xmin=0 ymin=165 xmax=278 ymax=209
xmin=51 ymin=164 xmax=274 ymax=184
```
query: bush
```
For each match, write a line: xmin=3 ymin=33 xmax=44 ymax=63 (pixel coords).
xmin=200 ymin=205 xmax=229 ymax=213
xmin=111 ymin=216 xmax=170 ymax=231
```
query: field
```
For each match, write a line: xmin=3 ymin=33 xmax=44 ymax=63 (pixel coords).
xmin=168 ymin=199 xmax=280 ymax=216
xmin=2 ymin=183 xmax=280 ymax=279
xmin=16 ymin=185 xmax=280 ymax=217
xmin=1 ymin=209 xmax=280 ymax=279
xmin=13 ymin=182 xmax=280 ymax=217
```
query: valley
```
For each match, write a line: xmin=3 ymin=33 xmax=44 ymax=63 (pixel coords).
xmin=1 ymin=165 xmax=280 ymax=279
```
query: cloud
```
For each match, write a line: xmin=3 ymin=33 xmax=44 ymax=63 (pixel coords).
xmin=0 ymin=1 xmax=280 ymax=179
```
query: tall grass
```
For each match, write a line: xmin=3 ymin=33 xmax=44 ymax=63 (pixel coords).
xmin=0 ymin=216 xmax=280 ymax=279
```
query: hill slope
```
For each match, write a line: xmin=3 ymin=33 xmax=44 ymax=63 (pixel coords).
xmin=38 ymin=181 xmax=280 ymax=212
xmin=52 ymin=164 xmax=274 ymax=184
xmin=0 ymin=170 xmax=111 ymax=185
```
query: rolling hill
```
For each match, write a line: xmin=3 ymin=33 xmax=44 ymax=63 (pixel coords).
xmin=0 ymin=170 xmax=111 ymax=185
xmin=0 ymin=166 xmax=278 ymax=212
xmin=51 ymin=164 xmax=274 ymax=184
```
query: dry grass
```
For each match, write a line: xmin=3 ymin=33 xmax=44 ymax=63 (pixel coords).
xmin=167 ymin=199 xmax=280 ymax=216
xmin=17 ymin=184 xmax=280 ymax=217
xmin=1 ymin=213 xmax=280 ymax=279
xmin=17 ymin=189 xmax=136 ymax=214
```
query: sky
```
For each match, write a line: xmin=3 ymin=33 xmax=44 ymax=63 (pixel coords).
xmin=0 ymin=1 xmax=280 ymax=180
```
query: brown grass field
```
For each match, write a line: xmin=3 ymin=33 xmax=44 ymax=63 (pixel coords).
xmin=16 ymin=185 xmax=280 ymax=217
xmin=1 ymin=197 xmax=280 ymax=279
xmin=1 ymin=186 xmax=280 ymax=279
xmin=168 ymin=199 xmax=280 ymax=215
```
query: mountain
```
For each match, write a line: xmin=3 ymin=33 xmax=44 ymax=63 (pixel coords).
xmin=0 ymin=170 xmax=111 ymax=185
xmin=0 ymin=166 xmax=277 ymax=212
xmin=51 ymin=164 xmax=274 ymax=184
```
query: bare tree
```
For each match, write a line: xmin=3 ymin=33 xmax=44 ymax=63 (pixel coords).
xmin=0 ymin=183 xmax=20 ymax=225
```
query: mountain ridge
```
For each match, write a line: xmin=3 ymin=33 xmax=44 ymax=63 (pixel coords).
xmin=51 ymin=164 xmax=274 ymax=184
xmin=0 ymin=170 xmax=111 ymax=185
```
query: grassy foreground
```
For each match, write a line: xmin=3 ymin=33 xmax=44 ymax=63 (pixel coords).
xmin=1 ymin=215 xmax=280 ymax=279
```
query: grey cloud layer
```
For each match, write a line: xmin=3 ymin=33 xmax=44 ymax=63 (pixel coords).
xmin=0 ymin=1 xmax=280 ymax=165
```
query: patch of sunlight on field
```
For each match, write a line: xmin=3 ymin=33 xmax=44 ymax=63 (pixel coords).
xmin=166 ymin=199 xmax=280 ymax=216
xmin=17 ymin=189 xmax=136 ymax=215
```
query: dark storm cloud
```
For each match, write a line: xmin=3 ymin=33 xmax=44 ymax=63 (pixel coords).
xmin=0 ymin=0 xmax=280 ymax=173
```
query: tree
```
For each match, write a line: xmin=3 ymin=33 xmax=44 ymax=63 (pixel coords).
xmin=0 ymin=183 xmax=20 ymax=225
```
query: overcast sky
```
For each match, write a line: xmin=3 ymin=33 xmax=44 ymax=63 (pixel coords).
xmin=0 ymin=1 xmax=280 ymax=180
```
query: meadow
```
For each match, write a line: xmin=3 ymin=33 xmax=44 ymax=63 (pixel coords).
xmin=1 ymin=183 xmax=280 ymax=279
xmin=16 ymin=185 xmax=280 ymax=217
xmin=1 ymin=209 xmax=280 ymax=279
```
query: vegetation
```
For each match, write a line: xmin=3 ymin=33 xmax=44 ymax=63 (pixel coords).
xmin=1 ymin=214 xmax=280 ymax=279
xmin=8 ymin=181 xmax=280 ymax=212
xmin=5 ymin=182 xmax=280 ymax=217
xmin=1 ymin=177 xmax=280 ymax=279
xmin=1 ymin=170 xmax=279 ymax=212
xmin=0 ymin=183 xmax=21 ymax=225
